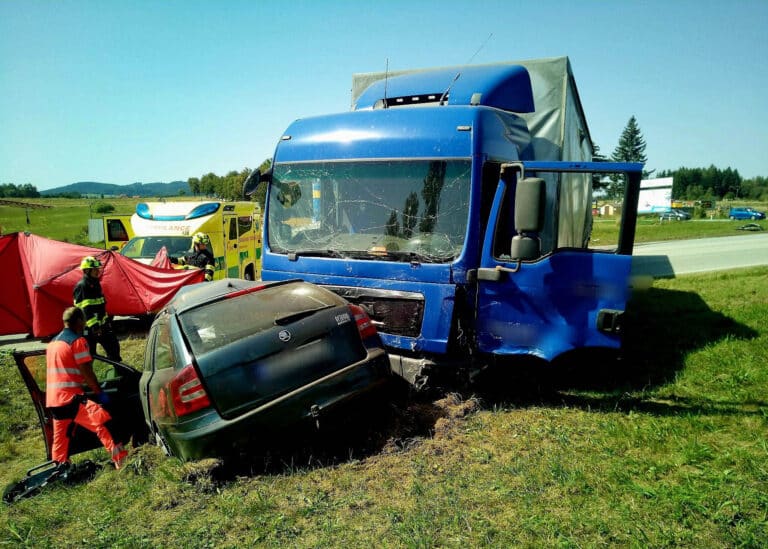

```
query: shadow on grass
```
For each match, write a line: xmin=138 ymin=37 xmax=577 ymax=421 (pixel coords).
xmin=470 ymin=286 xmax=762 ymax=414
xmin=118 ymin=287 xmax=763 ymax=482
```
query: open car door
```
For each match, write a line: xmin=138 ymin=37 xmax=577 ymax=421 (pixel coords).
xmin=12 ymin=350 xmax=148 ymax=461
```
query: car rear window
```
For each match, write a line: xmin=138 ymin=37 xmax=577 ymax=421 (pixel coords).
xmin=178 ymin=283 xmax=344 ymax=356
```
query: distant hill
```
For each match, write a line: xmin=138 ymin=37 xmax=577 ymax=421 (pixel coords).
xmin=40 ymin=180 xmax=190 ymax=197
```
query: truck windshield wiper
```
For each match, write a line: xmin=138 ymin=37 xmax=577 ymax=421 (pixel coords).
xmin=286 ymin=249 xmax=345 ymax=261
xmin=341 ymin=250 xmax=404 ymax=262
xmin=342 ymin=250 xmax=450 ymax=264
xmin=386 ymin=250 xmax=454 ymax=263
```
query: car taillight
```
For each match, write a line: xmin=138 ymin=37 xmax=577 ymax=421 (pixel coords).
xmin=349 ymin=303 xmax=377 ymax=340
xmin=170 ymin=364 xmax=211 ymax=417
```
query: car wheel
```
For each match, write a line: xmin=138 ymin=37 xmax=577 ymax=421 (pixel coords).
xmin=730 ymin=216 xmax=735 ymax=220
xmin=751 ymin=215 xmax=757 ymax=220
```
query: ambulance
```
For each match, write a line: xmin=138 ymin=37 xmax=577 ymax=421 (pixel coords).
xmin=107 ymin=201 xmax=262 ymax=280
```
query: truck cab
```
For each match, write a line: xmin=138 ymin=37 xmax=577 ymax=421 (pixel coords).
xmin=254 ymin=59 xmax=642 ymax=388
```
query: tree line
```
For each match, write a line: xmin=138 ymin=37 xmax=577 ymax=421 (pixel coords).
xmin=658 ymin=167 xmax=767 ymax=201
xmin=0 ymin=183 xmax=40 ymax=198
xmin=186 ymin=159 xmax=271 ymax=206
xmin=600 ymin=116 xmax=768 ymax=201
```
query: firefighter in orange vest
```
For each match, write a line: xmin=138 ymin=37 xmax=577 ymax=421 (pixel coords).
xmin=46 ymin=306 xmax=128 ymax=470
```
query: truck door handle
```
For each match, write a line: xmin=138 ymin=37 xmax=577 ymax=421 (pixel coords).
xmin=476 ymin=262 xmax=522 ymax=282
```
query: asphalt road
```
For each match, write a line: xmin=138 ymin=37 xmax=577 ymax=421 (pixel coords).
xmin=631 ymin=232 xmax=768 ymax=277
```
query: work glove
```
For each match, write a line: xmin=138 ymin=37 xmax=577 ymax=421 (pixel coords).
xmin=95 ymin=392 xmax=110 ymax=406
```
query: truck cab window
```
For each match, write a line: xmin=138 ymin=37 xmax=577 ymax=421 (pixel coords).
xmin=268 ymin=160 xmax=471 ymax=262
xmin=492 ymin=186 xmax=514 ymax=259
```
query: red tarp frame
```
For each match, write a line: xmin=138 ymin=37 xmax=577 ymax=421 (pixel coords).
xmin=0 ymin=232 xmax=204 ymax=337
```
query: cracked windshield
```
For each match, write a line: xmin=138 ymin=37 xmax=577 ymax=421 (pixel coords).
xmin=268 ymin=160 xmax=471 ymax=262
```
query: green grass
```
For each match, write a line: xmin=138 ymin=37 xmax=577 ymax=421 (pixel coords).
xmin=2 ymin=267 xmax=767 ymax=547
xmin=0 ymin=198 xmax=139 ymax=246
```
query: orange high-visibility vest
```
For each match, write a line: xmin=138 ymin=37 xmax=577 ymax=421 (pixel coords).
xmin=46 ymin=328 xmax=92 ymax=407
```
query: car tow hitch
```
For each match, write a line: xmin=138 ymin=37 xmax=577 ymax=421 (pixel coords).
xmin=310 ymin=404 xmax=321 ymax=429
xmin=3 ymin=460 xmax=100 ymax=504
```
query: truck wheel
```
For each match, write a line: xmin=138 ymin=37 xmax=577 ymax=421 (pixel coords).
xmin=244 ymin=266 xmax=254 ymax=280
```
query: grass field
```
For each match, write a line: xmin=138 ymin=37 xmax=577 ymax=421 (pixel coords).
xmin=0 ymin=197 xmax=194 ymax=246
xmin=1 ymin=267 xmax=767 ymax=547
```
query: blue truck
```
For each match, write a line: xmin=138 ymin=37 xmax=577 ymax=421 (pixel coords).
xmin=246 ymin=57 xmax=642 ymax=389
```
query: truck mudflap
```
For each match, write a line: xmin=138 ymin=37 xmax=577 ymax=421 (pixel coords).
xmin=3 ymin=460 xmax=100 ymax=504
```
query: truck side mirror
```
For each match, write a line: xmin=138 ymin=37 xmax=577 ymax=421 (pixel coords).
xmin=511 ymin=177 xmax=545 ymax=260
xmin=242 ymin=170 xmax=260 ymax=198
xmin=242 ymin=167 xmax=272 ymax=198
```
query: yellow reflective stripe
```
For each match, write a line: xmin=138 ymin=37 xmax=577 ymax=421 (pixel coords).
xmin=52 ymin=367 xmax=81 ymax=375
xmin=85 ymin=317 xmax=100 ymax=328
xmin=48 ymin=381 xmax=83 ymax=389
xmin=74 ymin=297 xmax=105 ymax=308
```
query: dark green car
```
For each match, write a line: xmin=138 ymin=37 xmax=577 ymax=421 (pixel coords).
xmin=139 ymin=278 xmax=391 ymax=460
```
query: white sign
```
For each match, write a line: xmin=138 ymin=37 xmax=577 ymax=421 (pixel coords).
xmin=638 ymin=177 xmax=673 ymax=214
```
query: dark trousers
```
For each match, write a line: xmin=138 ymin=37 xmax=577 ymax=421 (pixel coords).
xmin=86 ymin=324 xmax=122 ymax=361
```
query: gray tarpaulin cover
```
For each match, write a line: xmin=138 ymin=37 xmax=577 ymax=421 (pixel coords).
xmin=350 ymin=57 xmax=594 ymax=250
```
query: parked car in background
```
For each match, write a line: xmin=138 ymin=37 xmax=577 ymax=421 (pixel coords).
xmin=729 ymin=207 xmax=766 ymax=220
xmin=12 ymin=350 xmax=148 ymax=463
xmin=659 ymin=208 xmax=691 ymax=221
xmin=139 ymin=278 xmax=391 ymax=461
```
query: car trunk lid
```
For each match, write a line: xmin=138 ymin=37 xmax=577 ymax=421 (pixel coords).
xmin=179 ymin=282 xmax=368 ymax=420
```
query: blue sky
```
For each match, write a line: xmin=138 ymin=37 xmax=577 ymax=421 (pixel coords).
xmin=1 ymin=0 xmax=767 ymax=190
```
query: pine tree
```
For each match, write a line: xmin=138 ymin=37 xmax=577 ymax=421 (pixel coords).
xmin=608 ymin=116 xmax=649 ymax=198
xmin=591 ymin=143 xmax=609 ymax=191
xmin=612 ymin=116 xmax=648 ymax=170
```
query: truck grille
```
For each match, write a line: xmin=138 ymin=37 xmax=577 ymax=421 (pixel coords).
xmin=325 ymin=286 xmax=424 ymax=338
